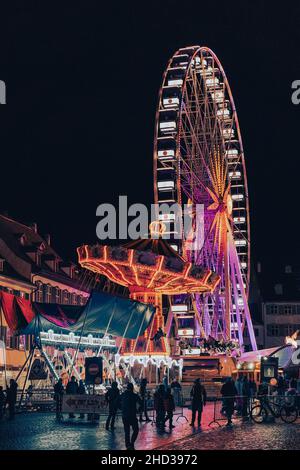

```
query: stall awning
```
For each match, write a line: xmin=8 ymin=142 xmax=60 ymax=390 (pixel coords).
xmin=0 ymin=290 xmax=155 ymax=339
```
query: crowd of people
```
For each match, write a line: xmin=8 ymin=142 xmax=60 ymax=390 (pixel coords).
xmin=2 ymin=371 xmax=299 ymax=450
xmin=179 ymin=336 xmax=239 ymax=356
xmin=52 ymin=374 xmax=185 ymax=450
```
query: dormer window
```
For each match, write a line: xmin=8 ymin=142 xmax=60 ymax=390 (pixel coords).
xmin=39 ymin=242 xmax=46 ymax=252
xmin=18 ymin=233 xmax=27 ymax=246
xmin=44 ymin=256 xmax=59 ymax=272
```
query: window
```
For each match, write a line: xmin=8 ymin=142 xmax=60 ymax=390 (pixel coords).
xmin=35 ymin=282 xmax=43 ymax=302
xmin=0 ymin=325 xmax=7 ymax=343
xmin=284 ymin=305 xmax=293 ymax=315
xmin=268 ymin=324 xmax=280 ymax=336
xmin=254 ymin=328 xmax=259 ymax=337
xmin=274 ymin=284 xmax=283 ymax=295
xmin=6 ymin=328 xmax=19 ymax=349
xmin=55 ymin=287 xmax=61 ymax=304
xmin=284 ymin=324 xmax=295 ymax=336
xmin=72 ymin=293 xmax=77 ymax=305
xmin=267 ymin=305 xmax=278 ymax=315
xmin=45 ymin=285 xmax=52 ymax=303
xmin=63 ymin=290 xmax=70 ymax=305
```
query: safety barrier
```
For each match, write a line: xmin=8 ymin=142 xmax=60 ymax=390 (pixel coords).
xmin=208 ymin=394 xmax=300 ymax=427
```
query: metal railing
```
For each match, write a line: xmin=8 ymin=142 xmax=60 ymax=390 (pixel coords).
xmin=209 ymin=394 xmax=300 ymax=426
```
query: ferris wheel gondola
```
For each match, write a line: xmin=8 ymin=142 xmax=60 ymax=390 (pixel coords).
xmin=153 ymin=46 xmax=257 ymax=351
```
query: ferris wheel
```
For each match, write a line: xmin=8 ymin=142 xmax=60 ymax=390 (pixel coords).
xmin=153 ymin=45 xmax=257 ymax=351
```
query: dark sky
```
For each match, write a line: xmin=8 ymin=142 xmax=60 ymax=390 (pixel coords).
xmin=0 ymin=1 xmax=300 ymax=269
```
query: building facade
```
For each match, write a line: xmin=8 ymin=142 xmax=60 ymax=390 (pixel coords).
xmin=0 ymin=214 xmax=90 ymax=386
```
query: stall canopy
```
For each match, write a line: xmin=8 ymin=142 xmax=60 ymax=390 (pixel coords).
xmin=0 ymin=290 xmax=155 ymax=339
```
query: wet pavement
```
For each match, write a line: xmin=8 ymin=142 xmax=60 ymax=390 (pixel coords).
xmin=1 ymin=405 xmax=300 ymax=450
xmin=158 ymin=420 xmax=300 ymax=450
xmin=0 ymin=405 xmax=213 ymax=450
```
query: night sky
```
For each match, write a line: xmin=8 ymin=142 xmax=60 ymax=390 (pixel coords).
xmin=1 ymin=2 xmax=300 ymax=269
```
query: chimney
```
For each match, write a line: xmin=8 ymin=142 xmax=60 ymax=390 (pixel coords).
xmin=257 ymin=262 xmax=261 ymax=273
xmin=30 ymin=222 xmax=38 ymax=233
xmin=44 ymin=234 xmax=51 ymax=245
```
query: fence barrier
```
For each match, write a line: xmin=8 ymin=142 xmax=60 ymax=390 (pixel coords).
xmin=1 ymin=389 xmax=299 ymax=427
xmin=209 ymin=394 xmax=300 ymax=427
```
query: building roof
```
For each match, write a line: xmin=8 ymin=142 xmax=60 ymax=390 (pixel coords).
xmin=256 ymin=262 xmax=300 ymax=302
xmin=0 ymin=214 xmax=89 ymax=293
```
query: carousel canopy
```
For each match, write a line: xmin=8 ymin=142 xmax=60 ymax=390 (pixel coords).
xmin=77 ymin=242 xmax=220 ymax=294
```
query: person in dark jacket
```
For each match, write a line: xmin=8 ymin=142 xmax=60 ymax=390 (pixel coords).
xmin=241 ymin=376 xmax=251 ymax=419
xmin=6 ymin=379 xmax=18 ymax=420
xmin=78 ymin=379 xmax=86 ymax=419
xmin=249 ymin=378 xmax=257 ymax=398
xmin=121 ymin=383 xmax=142 ymax=450
xmin=164 ymin=387 xmax=175 ymax=430
xmin=139 ymin=378 xmax=151 ymax=422
xmin=105 ymin=381 xmax=120 ymax=431
xmin=190 ymin=378 xmax=207 ymax=427
xmin=54 ymin=378 xmax=64 ymax=419
xmin=66 ymin=376 xmax=78 ymax=418
xmin=0 ymin=386 xmax=6 ymax=420
xmin=171 ymin=379 xmax=182 ymax=406
xmin=154 ymin=384 xmax=166 ymax=431
xmin=220 ymin=377 xmax=237 ymax=426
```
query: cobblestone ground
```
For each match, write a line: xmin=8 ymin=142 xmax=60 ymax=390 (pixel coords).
xmin=158 ymin=420 xmax=300 ymax=450
xmin=1 ymin=407 xmax=299 ymax=450
xmin=0 ymin=405 xmax=213 ymax=451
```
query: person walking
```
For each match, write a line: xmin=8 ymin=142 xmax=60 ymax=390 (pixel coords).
xmin=235 ymin=375 xmax=243 ymax=415
xmin=121 ymin=383 xmax=142 ymax=450
xmin=277 ymin=375 xmax=285 ymax=396
xmin=6 ymin=379 xmax=18 ymax=420
xmin=54 ymin=378 xmax=64 ymax=419
xmin=220 ymin=377 xmax=237 ymax=426
xmin=78 ymin=379 xmax=86 ymax=419
xmin=0 ymin=386 xmax=6 ymax=420
xmin=241 ymin=376 xmax=251 ymax=420
xmin=164 ymin=387 xmax=175 ymax=430
xmin=162 ymin=374 xmax=168 ymax=392
xmin=139 ymin=378 xmax=151 ymax=422
xmin=66 ymin=376 xmax=78 ymax=418
xmin=171 ymin=378 xmax=182 ymax=406
xmin=249 ymin=378 xmax=257 ymax=398
xmin=154 ymin=384 xmax=166 ymax=431
xmin=190 ymin=378 xmax=207 ymax=427
xmin=105 ymin=381 xmax=120 ymax=431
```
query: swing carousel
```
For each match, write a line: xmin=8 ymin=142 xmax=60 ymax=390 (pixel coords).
xmin=77 ymin=222 xmax=220 ymax=383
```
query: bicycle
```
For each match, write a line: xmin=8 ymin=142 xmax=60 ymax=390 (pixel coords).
xmin=250 ymin=396 xmax=298 ymax=424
